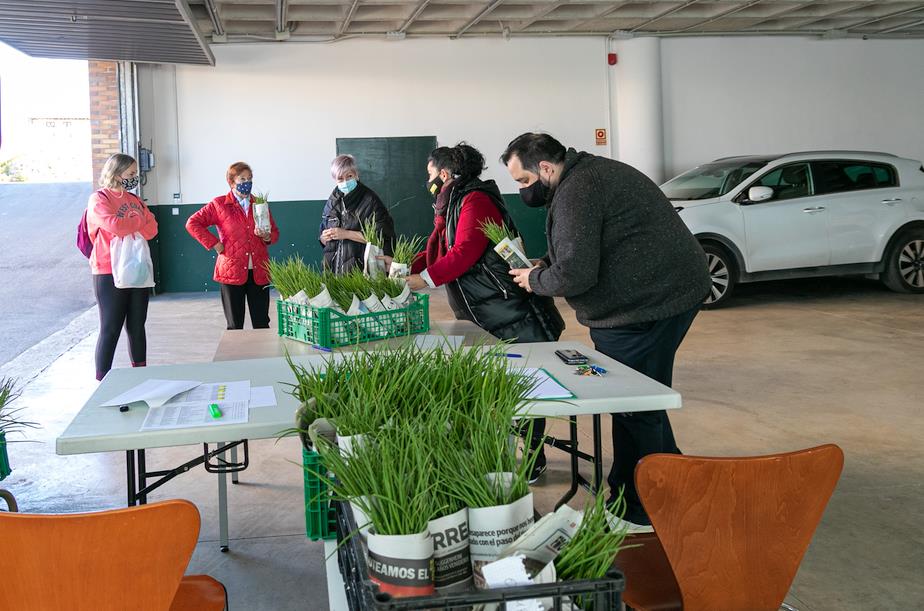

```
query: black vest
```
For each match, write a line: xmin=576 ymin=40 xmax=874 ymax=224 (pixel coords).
xmin=443 ymin=178 xmax=565 ymax=343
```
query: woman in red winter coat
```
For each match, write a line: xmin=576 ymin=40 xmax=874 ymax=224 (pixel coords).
xmin=87 ymin=153 xmax=158 ymax=381
xmin=186 ymin=162 xmax=280 ymax=329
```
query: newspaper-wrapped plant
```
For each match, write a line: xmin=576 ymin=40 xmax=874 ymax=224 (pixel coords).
xmin=389 ymin=234 xmax=424 ymax=278
xmin=555 ymin=487 xmax=631 ymax=587
xmin=253 ymin=191 xmax=271 ymax=233
xmin=361 ymin=216 xmax=387 ymax=278
xmin=481 ymin=220 xmax=531 ymax=269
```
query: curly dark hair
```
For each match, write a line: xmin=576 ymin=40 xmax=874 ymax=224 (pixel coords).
xmin=428 ymin=142 xmax=486 ymax=182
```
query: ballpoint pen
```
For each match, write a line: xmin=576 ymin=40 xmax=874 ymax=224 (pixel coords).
xmin=490 ymin=353 xmax=522 ymax=358
xmin=312 ymin=344 xmax=333 ymax=353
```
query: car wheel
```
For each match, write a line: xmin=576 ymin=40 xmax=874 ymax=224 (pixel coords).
xmin=701 ymin=243 xmax=737 ymax=309
xmin=882 ymin=230 xmax=924 ymax=293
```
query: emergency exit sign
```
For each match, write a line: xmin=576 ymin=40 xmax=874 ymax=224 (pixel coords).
xmin=595 ymin=129 xmax=607 ymax=145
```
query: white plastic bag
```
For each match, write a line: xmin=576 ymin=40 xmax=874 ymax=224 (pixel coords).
xmin=110 ymin=232 xmax=154 ymax=289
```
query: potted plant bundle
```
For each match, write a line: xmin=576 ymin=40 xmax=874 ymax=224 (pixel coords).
xmin=315 ymin=423 xmax=441 ymax=598
xmin=361 ymin=216 xmax=388 ymax=278
xmin=253 ymin=191 xmax=271 ymax=234
xmin=481 ymin=220 xmax=531 ymax=269
xmin=389 ymin=234 xmax=424 ymax=279
xmin=439 ymin=349 xmax=543 ymax=589
xmin=0 ymin=377 xmax=38 ymax=481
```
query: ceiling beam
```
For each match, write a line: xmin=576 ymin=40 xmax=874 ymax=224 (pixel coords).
xmin=339 ymin=0 xmax=361 ymax=35
xmin=788 ymin=0 xmax=881 ymax=30
xmin=517 ymin=1 xmax=567 ymax=32
xmin=659 ymin=0 xmax=767 ymax=34
xmin=399 ymin=0 xmax=433 ymax=33
xmin=628 ymin=0 xmax=702 ymax=32
xmin=842 ymin=6 xmax=924 ymax=30
xmin=742 ymin=0 xmax=821 ymax=30
xmin=875 ymin=17 xmax=924 ymax=34
xmin=455 ymin=0 xmax=506 ymax=37
xmin=201 ymin=0 xmax=224 ymax=36
xmin=567 ymin=1 xmax=632 ymax=34
xmin=175 ymin=0 xmax=215 ymax=64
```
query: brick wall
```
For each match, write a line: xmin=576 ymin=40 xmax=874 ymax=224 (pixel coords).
xmin=88 ymin=61 xmax=121 ymax=187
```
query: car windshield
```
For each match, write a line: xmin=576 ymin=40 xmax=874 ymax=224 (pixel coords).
xmin=662 ymin=160 xmax=768 ymax=201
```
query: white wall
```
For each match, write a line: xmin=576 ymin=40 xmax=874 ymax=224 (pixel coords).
xmin=659 ymin=37 xmax=924 ymax=178
xmin=141 ymin=37 xmax=611 ymax=203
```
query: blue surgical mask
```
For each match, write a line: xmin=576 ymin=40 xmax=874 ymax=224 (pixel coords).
xmin=235 ymin=181 xmax=253 ymax=196
xmin=337 ymin=178 xmax=358 ymax=194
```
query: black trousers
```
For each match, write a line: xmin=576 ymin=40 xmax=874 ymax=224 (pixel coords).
xmin=219 ymin=270 xmax=270 ymax=330
xmin=590 ymin=305 xmax=700 ymax=524
xmin=93 ymin=274 xmax=150 ymax=380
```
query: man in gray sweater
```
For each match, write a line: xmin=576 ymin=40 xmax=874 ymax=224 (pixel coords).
xmin=502 ymin=133 xmax=710 ymax=530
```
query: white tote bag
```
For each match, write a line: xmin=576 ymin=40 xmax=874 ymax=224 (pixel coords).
xmin=110 ymin=232 xmax=155 ymax=289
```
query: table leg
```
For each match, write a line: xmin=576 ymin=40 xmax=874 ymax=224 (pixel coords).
xmin=592 ymin=414 xmax=604 ymax=491
xmin=217 ymin=442 xmax=230 ymax=552
xmin=230 ymin=444 xmax=239 ymax=484
xmin=554 ymin=416 xmax=582 ymax=510
xmin=137 ymin=449 xmax=148 ymax=504
xmin=126 ymin=450 xmax=137 ymax=507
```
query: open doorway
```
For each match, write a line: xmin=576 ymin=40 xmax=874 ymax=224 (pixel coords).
xmin=0 ymin=42 xmax=95 ymax=367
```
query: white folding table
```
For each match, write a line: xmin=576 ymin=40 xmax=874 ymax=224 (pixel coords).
xmin=56 ymin=341 xmax=681 ymax=552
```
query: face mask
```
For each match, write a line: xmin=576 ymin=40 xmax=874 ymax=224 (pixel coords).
xmin=235 ymin=181 xmax=253 ymax=196
xmin=121 ymin=176 xmax=139 ymax=191
xmin=427 ymin=176 xmax=444 ymax=197
xmin=337 ymin=178 xmax=358 ymax=194
xmin=519 ymin=177 xmax=549 ymax=208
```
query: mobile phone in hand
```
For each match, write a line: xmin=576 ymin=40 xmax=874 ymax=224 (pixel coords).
xmin=555 ymin=349 xmax=589 ymax=365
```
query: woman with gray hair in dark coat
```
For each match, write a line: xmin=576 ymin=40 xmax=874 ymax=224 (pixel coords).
xmin=319 ymin=154 xmax=396 ymax=274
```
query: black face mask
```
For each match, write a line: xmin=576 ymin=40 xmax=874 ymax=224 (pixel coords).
xmin=427 ymin=176 xmax=444 ymax=197
xmin=519 ymin=178 xmax=549 ymax=208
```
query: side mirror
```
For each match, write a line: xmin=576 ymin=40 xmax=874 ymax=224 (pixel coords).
xmin=747 ymin=186 xmax=774 ymax=203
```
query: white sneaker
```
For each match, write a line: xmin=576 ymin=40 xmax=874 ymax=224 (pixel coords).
xmin=605 ymin=511 xmax=654 ymax=534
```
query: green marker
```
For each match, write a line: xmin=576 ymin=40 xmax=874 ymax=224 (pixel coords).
xmin=209 ymin=403 xmax=222 ymax=419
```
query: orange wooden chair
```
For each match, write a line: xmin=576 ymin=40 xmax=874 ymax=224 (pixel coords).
xmin=0 ymin=499 xmax=227 ymax=611
xmin=616 ymin=444 xmax=844 ymax=611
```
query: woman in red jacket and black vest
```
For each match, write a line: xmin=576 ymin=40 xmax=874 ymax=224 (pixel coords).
xmin=408 ymin=143 xmax=565 ymax=481
xmin=186 ymin=161 xmax=280 ymax=330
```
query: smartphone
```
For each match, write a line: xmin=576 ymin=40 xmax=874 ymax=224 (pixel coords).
xmin=555 ymin=349 xmax=589 ymax=365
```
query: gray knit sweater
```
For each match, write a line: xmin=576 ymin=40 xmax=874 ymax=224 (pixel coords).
xmin=529 ymin=150 xmax=710 ymax=327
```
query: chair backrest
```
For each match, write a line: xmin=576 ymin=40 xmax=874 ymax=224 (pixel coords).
xmin=635 ymin=444 xmax=844 ymax=611
xmin=0 ymin=499 xmax=201 ymax=611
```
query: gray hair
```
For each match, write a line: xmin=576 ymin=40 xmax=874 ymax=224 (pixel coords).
xmin=330 ymin=154 xmax=358 ymax=181
xmin=99 ymin=153 xmax=136 ymax=189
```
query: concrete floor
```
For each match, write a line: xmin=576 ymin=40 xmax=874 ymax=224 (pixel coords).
xmin=1 ymin=276 xmax=921 ymax=610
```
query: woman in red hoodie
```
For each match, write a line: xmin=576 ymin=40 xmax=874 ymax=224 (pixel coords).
xmin=86 ymin=153 xmax=158 ymax=381
xmin=186 ymin=162 xmax=280 ymax=330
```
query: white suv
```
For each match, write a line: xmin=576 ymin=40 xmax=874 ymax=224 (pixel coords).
xmin=662 ymin=151 xmax=924 ymax=307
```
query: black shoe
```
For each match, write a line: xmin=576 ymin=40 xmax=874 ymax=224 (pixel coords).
xmin=528 ymin=453 xmax=547 ymax=484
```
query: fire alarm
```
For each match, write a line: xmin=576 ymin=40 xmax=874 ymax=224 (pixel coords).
xmin=607 ymin=53 xmax=618 ymax=66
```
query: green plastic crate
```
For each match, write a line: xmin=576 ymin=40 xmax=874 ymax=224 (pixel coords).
xmin=277 ymin=293 xmax=430 ymax=349
xmin=303 ymin=448 xmax=336 ymax=540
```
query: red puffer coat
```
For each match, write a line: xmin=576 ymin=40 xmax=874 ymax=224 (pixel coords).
xmin=186 ymin=191 xmax=280 ymax=286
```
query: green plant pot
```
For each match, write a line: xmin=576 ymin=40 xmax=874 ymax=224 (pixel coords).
xmin=0 ymin=431 xmax=11 ymax=481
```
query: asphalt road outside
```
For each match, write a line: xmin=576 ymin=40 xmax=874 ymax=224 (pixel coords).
xmin=0 ymin=182 xmax=96 ymax=367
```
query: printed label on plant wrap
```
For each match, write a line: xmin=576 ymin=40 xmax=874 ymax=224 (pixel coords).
xmin=468 ymin=493 xmax=535 ymax=589
xmin=366 ymin=530 xmax=435 ymax=598
xmin=430 ymin=508 xmax=473 ymax=591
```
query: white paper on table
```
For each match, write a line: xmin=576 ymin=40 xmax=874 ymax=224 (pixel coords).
xmin=100 ymin=379 xmax=201 ymax=408
xmin=163 ymin=380 xmax=251 ymax=406
xmin=249 ymin=386 xmax=277 ymax=409
xmin=140 ymin=400 xmax=249 ymax=431
xmin=520 ymin=368 xmax=574 ymax=400
xmin=414 ymin=334 xmax=464 ymax=351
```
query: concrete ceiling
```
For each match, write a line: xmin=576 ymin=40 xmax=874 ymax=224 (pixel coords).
xmin=1 ymin=1 xmax=923 ymax=67
xmin=189 ymin=0 xmax=924 ymax=41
